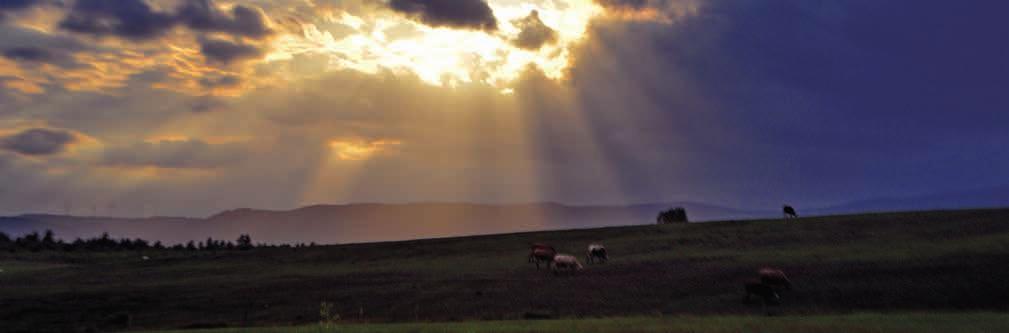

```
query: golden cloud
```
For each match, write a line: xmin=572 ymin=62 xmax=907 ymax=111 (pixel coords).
xmin=328 ymin=139 xmax=403 ymax=161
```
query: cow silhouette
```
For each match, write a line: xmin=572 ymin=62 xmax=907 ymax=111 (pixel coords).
xmin=782 ymin=205 xmax=798 ymax=219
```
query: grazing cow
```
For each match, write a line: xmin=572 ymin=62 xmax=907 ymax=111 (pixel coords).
xmin=782 ymin=205 xmax=798 ymax=219
xmin=528 ymin=243 xmax=557 ymax=270
xmin=586 ymin=243 xmax=607 ymax=264
xmin=551 ymin=254 xmax=583 ymax=274
xmin=758 ymin=267 xmax=792 ymax=290
xmin=743 ymin=280 xmax=780 ymax=305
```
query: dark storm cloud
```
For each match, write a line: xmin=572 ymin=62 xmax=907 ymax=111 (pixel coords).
xmin=0 ymin=46 xmax=84 ymax=70
xmin=2 ymin=47 xmax=54 ymax=62
xmin=0 ymin=0 xmax=60 ymax=13
xmin=594 ymin=0 xmax=649 ymax=10
xmin=0 ymin=0 xmax=45 ymax=10
xmin=197 ymin=37 xmax=263 ymax=64
xmin=551 ymin=0 xmax=1009 ymax=207
xmin=59 ymin=0 xmax=272 ymax=40
xmin=388 ymin=0 xmax=497 ymax=31
xmin=59 ymin=0 xmax=176 ymax=40
xmin=511 ymin=10 xmax=556 ymax=50
xmin=0 ymin=24 xmax=95 ymax=70
xmin=0 ymin=128 xmax=77 ymax=156
xmin=102 ymin=139 xmax=249 ymax=169
xmin=176 ymin=0 xmax=273 ymax=39
xmin=0 ymin=23 xmax=91 ymax=51
xmin=0 ymin=0 xmax=60 ymax=23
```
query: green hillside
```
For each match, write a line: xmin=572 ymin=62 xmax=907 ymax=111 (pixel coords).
xmin=3 ymin=209 xmax=1009 ymax=332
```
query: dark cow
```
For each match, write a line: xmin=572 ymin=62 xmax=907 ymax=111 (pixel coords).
xmin=528 ymin=243 xmax=556 ymax=270
xmin=743 ymin=280 xmax=781 ymax=305
xmin=758 ymin=267 xmax=792 ymax=290
xmin=586 ymin=243 xmax=607 ymax=264
xmin=782 ymin=205 xmax=798 ymax=219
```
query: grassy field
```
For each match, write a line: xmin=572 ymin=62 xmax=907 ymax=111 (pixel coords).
xmin=4 ymin=209 xmax=1009 ymax=332
xmin=145 ymin=313 xmax=1009 ymax=333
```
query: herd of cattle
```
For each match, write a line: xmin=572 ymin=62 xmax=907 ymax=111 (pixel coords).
xmin=527 ymin=243 xmax=792 ymax=306
xmin=527 ymin=243 xmax=606 ymax=272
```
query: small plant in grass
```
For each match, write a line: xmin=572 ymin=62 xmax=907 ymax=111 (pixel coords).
xmin=320 ymin=301 xmax=340 ymax=327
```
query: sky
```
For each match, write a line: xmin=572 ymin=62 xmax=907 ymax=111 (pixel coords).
xmin=0 ymin=0 xmax=1007 ymax=217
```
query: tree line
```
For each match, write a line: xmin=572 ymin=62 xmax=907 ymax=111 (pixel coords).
xmin=0 ymin=230 xmax=317 ymax=253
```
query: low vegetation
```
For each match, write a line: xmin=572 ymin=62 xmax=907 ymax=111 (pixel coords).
xmin=3 ymin=208 xmax=1009 ymax=332
xmin=0 ymin=231 xmax=313 ymax=253
xmin=144 ymin=313 xmax=1009 ymax=333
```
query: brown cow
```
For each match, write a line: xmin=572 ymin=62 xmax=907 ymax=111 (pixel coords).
xmin=758 ymin=267 xmax=792 ymax=290
xmin=528 ymin=243 xmax=557 ymax=270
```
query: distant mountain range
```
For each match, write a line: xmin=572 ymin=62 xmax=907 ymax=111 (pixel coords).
xmin=2 ymin=185 xmax=1008 ymax=244
xmin=0 ymin=202 xmax=768 ymax=245
xmin=809 ymin=184 xmax=1009 ymax=215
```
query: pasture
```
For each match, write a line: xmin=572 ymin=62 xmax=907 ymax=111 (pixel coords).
xmin=144 ymin=313 xmax=1009 ymax=333
xmin=4 ymin=209 xmax=1009 ymax=332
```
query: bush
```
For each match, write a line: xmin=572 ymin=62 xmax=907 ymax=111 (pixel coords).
xmin=657 ymin=207 xmax=689 ymax=224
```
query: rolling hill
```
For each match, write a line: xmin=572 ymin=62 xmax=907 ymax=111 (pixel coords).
xmin=5 ymin=183 xmax=1009 ymax=245
xmin=3 ymin=208 xmax=1009 ymax=332
xmin=0 ymin=202 xmax=771 ymax=244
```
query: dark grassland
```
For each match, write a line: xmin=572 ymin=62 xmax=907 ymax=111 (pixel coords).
xmin=3 ymin=209 xmax=1009 ymax=332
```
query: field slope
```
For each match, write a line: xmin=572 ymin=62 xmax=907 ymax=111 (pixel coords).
xmin=3 ymin=209 xmax=1009 ymax=332
xmin=146 ymin=313 xmax=1009 ymax=333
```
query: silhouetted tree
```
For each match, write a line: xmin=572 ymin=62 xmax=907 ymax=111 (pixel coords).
xmin=0 ymin=230 xmax=304 ymax=252
xmin=236 ymin=234 xmax=253 ymax=250
xmin=19 ymin=231 xmax=42 ymax=252
xmin=204 ymin=237 xmax=217 ymax=251
xmin=0 ymin=232 xmax=11 ymax=252
xmin=42 ymin=229 xmax=56 ymax=249
xmin=657 ymin=207 xmax=689 ymax=224
xmin=70 ymin=238 xmax=85 ymax=252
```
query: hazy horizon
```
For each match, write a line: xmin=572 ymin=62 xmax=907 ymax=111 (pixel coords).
xmin=9 ymin=182 xmax=1009 ymax=219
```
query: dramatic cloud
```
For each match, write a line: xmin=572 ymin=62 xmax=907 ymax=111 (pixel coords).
xmin=2 ymin=47 xmax=54 ymax=62
xmin=595 ymin=0 xmax=649 ymax=10
xmin=0 ymin=128 xmax=77 ymax=156
xmin=592 ymin=0 xmax=698 ymax=21
xmin=388 ymin=0 xmax=498 ymax=31
xmin=59 ymin=0 xmax=273 ymax=41
xmin=0 ymin=0 xmax=46 ymax=11
xmin=176 ymin=0 xmax=273 ymax=39
xmin=0 ymin=0 xmax=1006 ymax=219
xmin=554 ymin=0 xmax=1009 ymax=206
xmin=59 ymin=0 xmax=176 ymax=40
xmin=511 ymin=10 xmax=557 ymax=50
xmin=197 ymin=37 xmax=263 ymax=65
xmin=0 ymin=0 xmax=56 ymax=20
